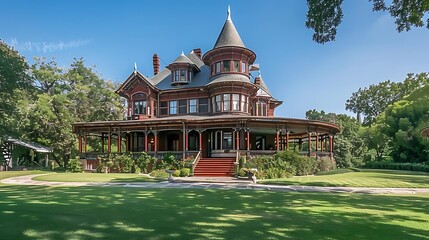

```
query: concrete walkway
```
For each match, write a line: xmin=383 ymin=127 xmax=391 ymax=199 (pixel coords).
xmin=2 ymin=174 xmax=429 ymax=194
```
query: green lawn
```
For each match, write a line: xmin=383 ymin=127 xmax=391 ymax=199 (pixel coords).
xmin=33 ymin=172 xmax=162 ymax=182
xmin=0 ymin=170 xmax=50 ymax=180
xmin=260 ymin=169 xmax=429 ymax=188
xmin=0 ymin=185 xmax=428 ymax=239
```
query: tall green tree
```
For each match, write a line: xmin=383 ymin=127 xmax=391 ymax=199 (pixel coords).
xmin=346 ymin=73 xmax=428 ymax=125
xmin=379 ymin=84 xmax=429 ymax=162
xmin=306 ymin=0 xmax=429 ymax=43
xmin=0 ymin=41 xmax=32 ymax=139
xmin=17 ymin=57 xmax=124 ymax=167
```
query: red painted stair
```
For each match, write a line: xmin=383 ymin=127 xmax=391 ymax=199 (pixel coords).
xmin=193 ymin=157 xmax=235 ymax=177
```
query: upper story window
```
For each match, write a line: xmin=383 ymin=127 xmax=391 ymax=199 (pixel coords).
xmin=211 ymin=60 xmax=247 ymax=75
xmin=232 ymin=94 xmax=240 ymax=111
xmin=212 ymin=94 xmax=248 ymax=113
xmin=189 ymin=99 xmax=197 ymax=113
xmin=132 ymin=93 xmax=147 ymax=115
xmin=160 ymin=101 xmax=168 ymax=115
xmin=223 ymin=94 xmax=231 ymax=111
xmin=234 ymin=61 xmax=240 ymax=72
xmin=256 ymin=99 xmax=267 ymax=116
xmin=198 ymin=98 xmax=209 ymax=113
xmin=172 ymin=69 xmax=192 ymax=84
xmin=216 ymin=62 xmax=221 ymax=73
xmin=223 ymin=60 xmax=230 ymax=72
xmin=169 ymin=100 xmax=177 ymax=115
xmin=179 ymin=99 xmax=187 ymax=114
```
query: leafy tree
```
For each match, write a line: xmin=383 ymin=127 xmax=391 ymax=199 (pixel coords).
xmin=379 ymin=84 xmax=429 ymax=162
xmin=306 ymin=0 xmax=429 ymax=43
xmin=0 ymin=41 xmax=32 ymax=139
xmin=359 ymin=123 xmax=391 ymax=161
xmin=346 ymin=73 xmax=428 ymax=125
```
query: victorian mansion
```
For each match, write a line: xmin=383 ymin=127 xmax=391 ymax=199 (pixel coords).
xmin=73 ymin=8 xmax=340 ymax=176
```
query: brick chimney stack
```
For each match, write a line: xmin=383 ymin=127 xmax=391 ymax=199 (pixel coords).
xmin=193 ymin=48 xmax=202 ymax=59
xmin=153 ymin=54 xmax=160 ymax=75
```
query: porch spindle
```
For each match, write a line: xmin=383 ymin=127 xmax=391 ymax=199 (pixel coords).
xmin=276 ymin=130 xmax=279 ymax=151
xmin=108 ymin=128 xmax=111 ymax=153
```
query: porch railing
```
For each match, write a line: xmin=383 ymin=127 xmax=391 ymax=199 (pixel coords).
xmin=190 ymin=151 xmax=201 ymax=176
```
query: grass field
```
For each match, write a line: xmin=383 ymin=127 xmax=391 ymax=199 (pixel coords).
xmin=0 ymin=170 xmax=50 ymax=180
xmin=259 ymin=169 xmax=429 ymax=188
xmin=33 ymin=172 xmax=161 ymax=182
xmin=0 ymin=184 xmax=428 ymax=239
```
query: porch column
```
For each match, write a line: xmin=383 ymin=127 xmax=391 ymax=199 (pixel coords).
xmin=118 ymin=128 xmax=122 ymax=153
xmin=246 ymin=129 xmax=250 ymax=151
xmin=286 ymin=131 xmax=290 ymax=150
xmin=126 ymin=134 xmax=130 ymax=152
xmin=108 ymin=128 xmax=111 ymax=153
xmin=84 ymin=133 xmax=87 ymax=153
xmin=145 ymin=131 xmax=148 ymax=152
xmin=276 ymin=130 xmax=280 ymax=151
xmin=315 ymin=132 xmax=319 ymax=152
xmin=78 ymin=134 xmax=83 ymax=153
xmin=154 ymin=131 xmax=158 ymax=153
xmin=235 ymin=129 xmax=240 ymax=150
xmin=185 ymin=130 xmax=189 ymax=151
xmin=329 ymin=135 xmax=333 ymax=159
xmin=198 ymin=130 xmax=203 ymax=151
xmin=307 ymin=132 xmax=311 ymax=154
xmin=101 ymin=133 xmax=105 ymax=153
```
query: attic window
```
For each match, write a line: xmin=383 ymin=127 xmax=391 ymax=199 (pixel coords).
xmin=172 ymin=69 xmax=191 ymax=84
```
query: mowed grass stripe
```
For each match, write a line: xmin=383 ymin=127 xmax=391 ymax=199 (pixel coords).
xmin=0 ymin=185 xmax=428 ymax=240
xmin=260 ymin=170 xmax=429 ymax=188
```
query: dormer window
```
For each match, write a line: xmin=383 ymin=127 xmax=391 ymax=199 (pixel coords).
xmin=172 ymin=69 xmax=192 ymax=84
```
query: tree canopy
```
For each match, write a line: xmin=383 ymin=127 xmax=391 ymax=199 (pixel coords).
xmin=306 ymin=0 xmax=429 ymax=43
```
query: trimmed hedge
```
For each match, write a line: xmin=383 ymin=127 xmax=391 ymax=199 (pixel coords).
xmin=363 ymin=161 xmax=429 ymax=172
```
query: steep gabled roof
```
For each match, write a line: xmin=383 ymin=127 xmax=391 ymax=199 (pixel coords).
xmin=171 ymin=52 xmax=195 ymax=65
xmin=257 ymin=76 xmax=272 ymax=97
xmin=116 ymin=71 xmax=158 ymax=95
xmin=213 ymin=7 xmax=245 ymax=49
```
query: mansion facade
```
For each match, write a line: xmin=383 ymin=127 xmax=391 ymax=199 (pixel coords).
xmin=72 ymin=8 xmax=340 ymax=176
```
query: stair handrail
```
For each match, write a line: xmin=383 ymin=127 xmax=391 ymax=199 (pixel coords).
xmin=191 ymin=150 xmax=202 ymax=175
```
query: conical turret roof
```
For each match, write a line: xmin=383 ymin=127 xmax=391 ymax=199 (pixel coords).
xmin=213 ymin=6 xmax=245 ymax=49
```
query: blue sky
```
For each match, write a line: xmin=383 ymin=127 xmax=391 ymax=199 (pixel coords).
xmin=1 ymin=1 xmax=428 ymax=118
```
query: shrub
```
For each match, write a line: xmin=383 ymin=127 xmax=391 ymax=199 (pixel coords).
xmin=149 ymin=169 xmax=169 ymax=179
xmin=173 ymin=170 xmax=180 ymax=177
xmin=134 ymin=166 xmax=141 ymax=174
xmin=67 ymin=157 xmax=82 ymax=173
xmin=134 ymin=152 xmax=156 ymax=173
xmin=113 ymin=154 xmax=133 ymax=173
xmin=276 ymin=151 xmax=317 ymax=176
xmin=318 ymin=157 xmax=336 ymax=172
xmin=180 ymin=168 xmax=191 ymax=177
xmin=363 ymin=161 xmax=429 ymax=172
xmin=238 ymin=168 xmax=248 ymax=177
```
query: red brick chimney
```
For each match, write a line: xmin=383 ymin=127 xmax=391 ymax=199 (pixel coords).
xmin=193 ymin=48 xmax=202 ymax=59
xmin=153 ymin=54 xmax=160 ymax=75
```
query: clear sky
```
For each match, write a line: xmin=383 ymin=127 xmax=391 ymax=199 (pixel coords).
xmin=1 ymin=1 xmax=428 ymax=118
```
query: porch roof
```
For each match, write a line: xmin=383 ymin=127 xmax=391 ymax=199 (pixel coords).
xmin=73 ymin=115 xmax=340 ymax=134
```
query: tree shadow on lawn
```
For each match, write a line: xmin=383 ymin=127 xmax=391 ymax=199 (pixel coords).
xmin=0 ymin=185 xmax=428 ymax=240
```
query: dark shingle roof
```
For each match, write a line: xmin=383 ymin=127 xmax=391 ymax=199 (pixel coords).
xmin=213 ymin=18 xmax=245 ymax=49
xmin=208 ymin=73 xmax=250 ymax=85
xmin=171 ymin=52 xmax=195 ymax=65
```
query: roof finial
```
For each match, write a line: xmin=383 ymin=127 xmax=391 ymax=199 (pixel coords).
xmin=134 ymin=62 xmax=137 ymax=73
xmin=227 ymin=5 xmax=231 ymax=21
xmin=181 ymin=51 xmax=185 ymax=55
xmin=258 ymin=70 xmax=261 ymax=78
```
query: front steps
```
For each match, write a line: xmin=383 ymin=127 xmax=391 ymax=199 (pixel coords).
xmin=193 ymin=157 xmax=235 ymax=177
